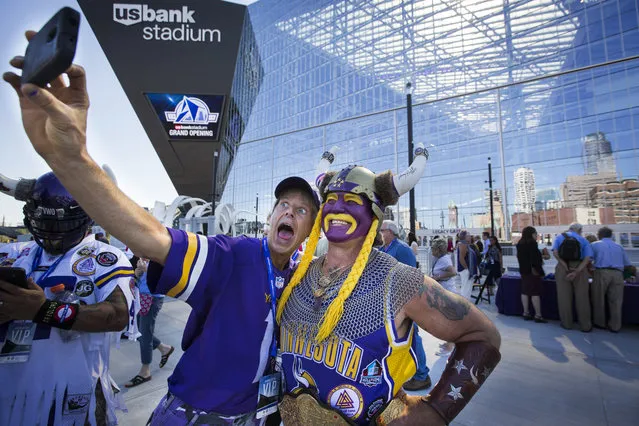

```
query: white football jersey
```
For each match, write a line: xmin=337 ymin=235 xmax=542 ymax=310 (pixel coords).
xmin=0 ymin=235 xmax=138 ymax=426
xmin=0 ymin=241 xmax=32 ymax=266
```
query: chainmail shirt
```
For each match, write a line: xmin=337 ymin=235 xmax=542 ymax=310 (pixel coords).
xmin=279 ymin=250 xmax=426 ymax=424
xmin=281 ymin=249 xmax=424 ymax=344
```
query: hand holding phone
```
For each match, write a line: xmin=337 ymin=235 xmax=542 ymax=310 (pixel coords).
xmin=21 ymin=7 xmax=80 ymax=87
xmin=0 ymin=267 xmax=28 ymax=289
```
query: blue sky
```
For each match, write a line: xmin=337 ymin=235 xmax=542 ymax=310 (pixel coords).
xmin=0 ymin=1 xmax=216 ymax=225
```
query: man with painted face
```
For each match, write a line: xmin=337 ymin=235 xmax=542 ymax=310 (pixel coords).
xmin=276 ymin=149 xmax=502 ymax=425
xmin=3 ymin=47 xmax=326 ymax=424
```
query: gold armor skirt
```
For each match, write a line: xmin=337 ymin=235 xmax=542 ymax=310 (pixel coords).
xmin=279 ymin=391 xmax=408 ymax=426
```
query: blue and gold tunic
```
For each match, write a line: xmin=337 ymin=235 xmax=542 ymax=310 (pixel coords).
xmin=280 ymin=250 xmax=424 ymax=424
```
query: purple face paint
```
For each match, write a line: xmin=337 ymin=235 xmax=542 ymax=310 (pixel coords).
xmin=321 ymin=191 xmax=374 ymax=243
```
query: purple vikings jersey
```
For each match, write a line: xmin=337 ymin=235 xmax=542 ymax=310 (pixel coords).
xmin=147 ymin=228 xmax=291 ymax=415
xmin=279 ymin=251 xmax=424 ymax=424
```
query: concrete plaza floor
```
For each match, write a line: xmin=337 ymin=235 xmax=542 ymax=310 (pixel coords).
xmin=111 ymin=298 xmax=639 ymax=426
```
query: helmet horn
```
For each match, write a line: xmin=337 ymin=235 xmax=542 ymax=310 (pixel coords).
xmin=315 ymin=146 xmax=337 ymax=188
xmin=392 ymin=143 xmax=429 ymax=197
xmin=0 ymin=173 xmax=36 ymax=201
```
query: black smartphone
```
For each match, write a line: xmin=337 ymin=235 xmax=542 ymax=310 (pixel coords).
xmin=21 ymin=7 xmax=81 ymax=87
xmin=0 ymin=267 xmax=28 ymax=289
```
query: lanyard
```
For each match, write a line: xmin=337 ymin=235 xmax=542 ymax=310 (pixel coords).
xmin=30 ymin=246 xmax=68 ymax=286
xmin=261 ymin=238 xmax=279 ymax=359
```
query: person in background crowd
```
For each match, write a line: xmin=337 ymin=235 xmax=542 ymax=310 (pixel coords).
xmin=537 ymin=236 xmax=551 ymax=261
xmin=447 ymin=236 xmax=454 ymax=254
xmin=585 ymin=234 xmax=598 ymax=244
xmin=473 ymin=235 xmax=484 ymax=255
xmin=584 ymin=234 xmax=598 ymax=280
xmin=517 ymin=227 xmax=547 ymax=323
xmin=591 ymin=227 xmax=635 ymax=332
xmin=482 ymin=231 xmax=490 ymax=258
xmin=408 ymin=231 xmax=420 ymax=269
xmin=456 ymin=230 xmax=477 ymax=299
xmin=2 ymin=47 xmax=322 ymax=425
xmin=125 ymin=258 xmax=174 ymax=388
xmin=0 ymin=172 xmax=136 ymax=425
xmin=379 ymin=221 xmax=432 ymax=392
xmin=380 ymin=221 xmax=414 ymax=266
xmin=430 ymin=238 xmax=458 ymax=356
xmin=484 ymin=236 xmax=503 ymax=295
xmin=470 ymin=237 xmax=482 ymax=283
xmin=552 ymin=223 xmax=594 ymax=332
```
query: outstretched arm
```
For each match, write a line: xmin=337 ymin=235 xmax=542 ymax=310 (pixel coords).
xmin=405 ymin=277 xmax=499 ymax=346
xmin=3 ymin=31 xmax=170 ymax=264
xmin=390 ymin=277 xmax=501 ymax=425
xmin=0 ymin=279 xmax=129 ymax=332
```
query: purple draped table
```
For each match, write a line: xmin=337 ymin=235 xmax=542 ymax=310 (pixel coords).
xmin=495 ymin=273 xmax=639 ymax=325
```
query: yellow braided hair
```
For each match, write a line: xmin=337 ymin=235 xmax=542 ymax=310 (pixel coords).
xmin=276 ymin=204 xmax=324 ymax=323
xmin=315 ymin=217 xmax=379 ymax=342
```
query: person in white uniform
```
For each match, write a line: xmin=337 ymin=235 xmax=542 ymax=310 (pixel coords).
xmin=0 ymin=171 xmax=137 ymax=426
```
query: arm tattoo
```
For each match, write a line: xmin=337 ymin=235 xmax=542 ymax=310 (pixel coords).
xmin=74 ymin=286 xmax=130 ymax=332
xmin=420 ymin=282 xmax=471 ymax=321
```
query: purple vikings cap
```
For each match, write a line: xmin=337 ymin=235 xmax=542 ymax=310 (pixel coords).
xmin=274 ymin=176 xmax=321 ymax=210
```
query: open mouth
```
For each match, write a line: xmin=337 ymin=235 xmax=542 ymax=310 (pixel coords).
xmin=277 ymin=223 xmax=295 ymax=241
xmin=323 ymin=214 xmax=357 ymax=234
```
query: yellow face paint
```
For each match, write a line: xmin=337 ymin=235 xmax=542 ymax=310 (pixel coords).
xmin=323 ymin=213 xmax=357 ymax=235
xmin=343 ymin=193 xmax=363 ymax=205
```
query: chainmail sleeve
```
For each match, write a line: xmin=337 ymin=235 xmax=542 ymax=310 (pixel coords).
xmin=383 ymin=256 xmax=426 ymax=321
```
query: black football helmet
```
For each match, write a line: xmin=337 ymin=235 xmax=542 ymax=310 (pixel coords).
xmin=23 ymin=172 xmax=92 ymax=255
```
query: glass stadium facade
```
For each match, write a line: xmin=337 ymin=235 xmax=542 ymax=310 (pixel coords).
xmin=220 ymin=0 xmax=639 ymax=241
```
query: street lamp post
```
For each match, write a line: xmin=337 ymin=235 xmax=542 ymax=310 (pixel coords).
xmin=210 ymin=150 xmax=219 ymax=236
xmin=212 ymin=150 xmax=219 ymax=207
xmin=486 ymin=157 xmax=495 ymax=237
xmin=255 ymin=193 xmax=259 ymax=238
xmin=405 ymin=82 xmax=416 ymax=236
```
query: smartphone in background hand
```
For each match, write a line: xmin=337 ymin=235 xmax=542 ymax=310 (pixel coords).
xmin=0 ymin=267 xmax=28 ymax=289
xmin=21 ymin=7 xmax=80 ymax=87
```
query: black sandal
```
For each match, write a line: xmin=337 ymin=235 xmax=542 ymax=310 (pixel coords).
xmin=125 ymin=375 xmax=151 ymax=388
xmin=534 ymin=316 xmax=548 ymax=323
xmin=159 ymin=346 xmax=175 ymax=368
xmin=523 ymin=313 xmax=533 ymax=321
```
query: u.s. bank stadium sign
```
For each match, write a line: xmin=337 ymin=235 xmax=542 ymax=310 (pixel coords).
xmin=113 ymin=3 xmax=221 ymax=42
